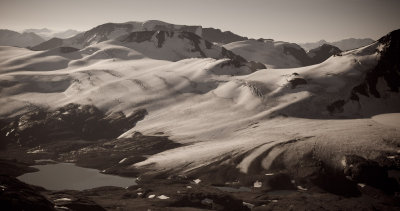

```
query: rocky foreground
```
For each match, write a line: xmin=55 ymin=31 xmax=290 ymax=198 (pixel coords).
xmin=0 ymin=104 xmax=399 ymax=211
xmin=1 ymin=157 xmax=400 ymax=211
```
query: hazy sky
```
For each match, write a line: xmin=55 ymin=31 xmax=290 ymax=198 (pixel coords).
xmin=1 ymin=0 xmax=399 ymax=43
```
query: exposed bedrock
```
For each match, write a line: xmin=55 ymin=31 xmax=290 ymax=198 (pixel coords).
xmin=0 ymin=104 xmax=183 ymax=177
xmin=0 ymin=174 xmax=55 ymax=211
xmin=350 ymin=29 xmax=400 ymax=103
xmin=0 ymin=103 xmax=147 ymax=147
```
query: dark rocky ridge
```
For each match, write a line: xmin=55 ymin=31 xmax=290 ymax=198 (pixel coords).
xmin=202 ymin=27 xmax=248 ymax=44
xmin=349 ymin=29 xmax=400 ymax=104
xmin=119 ymin=30 xmax=159 ymax=43
xmin=307 ymin=44 xmax=342 ymax=64
xmin=0 ymin=175 xmax=55 ymax=211
xmin=0 ymin=103 xmax=147 ymax=147
xmin=274 ymin=40 xmax=341 ymax=66
xmin=330 ymin=29 xmax=400 ymax=104
xmin=0 ymin=103 xmax=181 ymax=178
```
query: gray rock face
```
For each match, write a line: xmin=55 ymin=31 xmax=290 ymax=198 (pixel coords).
xmin=202 ymin=27 xmax=248 ymax=44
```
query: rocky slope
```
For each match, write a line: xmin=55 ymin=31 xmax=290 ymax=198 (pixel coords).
xmin=202 ymin=27 xmax=248 ymax=44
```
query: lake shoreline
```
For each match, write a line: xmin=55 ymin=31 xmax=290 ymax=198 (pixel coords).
xmin=17 ymin=162 xmax=137 ymax=191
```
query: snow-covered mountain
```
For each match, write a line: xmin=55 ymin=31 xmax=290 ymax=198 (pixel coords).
xmin=24 ymin=28 xmax=80 ymax=40
xmin=1 ymin=30 xmax=263 ymax=75
xmin=299 ymin=38 xmax=375 ymax=51
xmin=27 ymin=21 xmax=342 ymax=69
xmin=31 ymin=20 xmax=203 ymax=50
xmin=223 ymin=39 xmax=312 ymax=68
xmin=0 ymin=29 xmax=45 ymax=47
xmin=223 ymin=39 xmax=346 ymax=68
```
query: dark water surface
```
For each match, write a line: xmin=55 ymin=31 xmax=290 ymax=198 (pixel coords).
xmin=17 ymin=162 xmax=136 ymax=190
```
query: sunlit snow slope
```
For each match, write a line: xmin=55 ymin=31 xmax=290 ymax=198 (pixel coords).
xmin=1 ymin=28 xmax=399 ymax=178
xmin=223 ymin=39 xmax=312 ymax=68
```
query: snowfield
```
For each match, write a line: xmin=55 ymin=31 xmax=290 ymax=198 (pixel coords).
xmin=0 ymin=28 xmax=399 ymax=180
xmin=223 ymin=39 xmax=310 ymax=68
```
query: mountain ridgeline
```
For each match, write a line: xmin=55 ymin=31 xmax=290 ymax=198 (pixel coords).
xmin=25 ymin=21 xmax=352 ymax=68
xmin=0 ymin=29 xmax=45 ymax=47
xmin=0 ymin=20 xmax=375 ymax=69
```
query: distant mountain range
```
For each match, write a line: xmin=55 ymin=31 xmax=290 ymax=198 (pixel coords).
xmin=23 ymin=28 xmax=80 ymax=40
xmin=0 ymin=20 xmax=375 ymax=69
xmin=299 ymin=38 xmax=375 ymax=51
xmin=0 ymin=28 xmax=80 ymax=47
xmin=27 ymin=21 xmax=344 ymax=68
xmin=0 ymin=29 xmax=45 ymax=47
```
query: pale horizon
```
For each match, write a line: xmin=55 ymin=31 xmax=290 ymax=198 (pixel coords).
xmin=1 ymin=0 xmax=400 ymax=43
